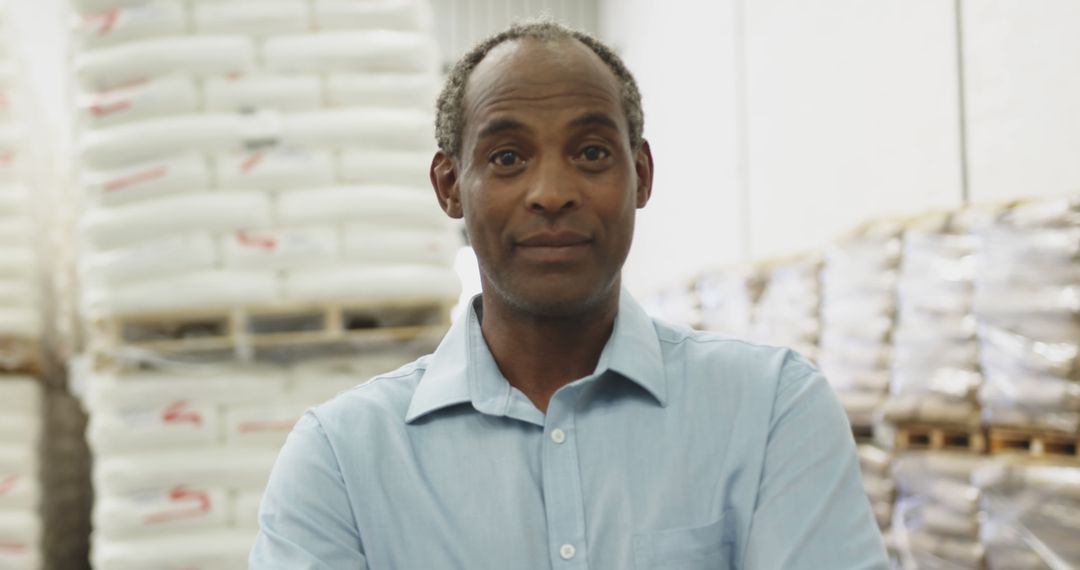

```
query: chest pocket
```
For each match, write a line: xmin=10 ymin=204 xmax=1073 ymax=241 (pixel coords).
xmin=632 ymin=512 xmax=733 ymax=570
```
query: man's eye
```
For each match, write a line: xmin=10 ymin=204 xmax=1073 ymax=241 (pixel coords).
xmin=490 ymin=151 xmax=522 ymax=167
xmin=580 ymin=146 xmax=610 ymax=161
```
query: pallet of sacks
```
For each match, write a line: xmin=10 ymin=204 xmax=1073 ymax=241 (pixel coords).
xmin=891 ymin=451 xmax=989 ymax=569
xmin=0 ymin=378 xmax=42 ymax=570
xmin=750 ymin=256 xmax=821 ymax=362
xmin=974 ymin=458 xmax=1080 ymax=569
xmin=973 ymin=195 xmax=1079 ymax=434
xmin=84 ymin=351 xmax=420 ymax=569
xmin=68 ymin=0 xmax=462 ymax=329
xmin=881 ymin=209 xmax=997 ymax=429
xmin=819 ymin=219 xmax=903 ymax=431
xmin=693 ymin=267 xmax=763 ymax=338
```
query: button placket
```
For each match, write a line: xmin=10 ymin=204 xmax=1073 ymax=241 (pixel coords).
xmin=541 ymin=387 xmax=588 ymax=567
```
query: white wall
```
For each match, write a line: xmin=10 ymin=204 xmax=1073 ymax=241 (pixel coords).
xmin=600 ymin=0 xmax=744 ymax=297
xmin=599 ymin=0 xmax=1080 ymax=293
xmin=962 ymin=0 xmax=1080 ymax=203
xmin=742 ymin=0 xmax=963 ymax=259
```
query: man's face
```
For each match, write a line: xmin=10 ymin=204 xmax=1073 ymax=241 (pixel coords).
xmin=432 ymin=38 xmax=653 ymax=317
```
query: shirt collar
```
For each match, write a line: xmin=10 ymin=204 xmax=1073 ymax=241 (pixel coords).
xmin=405 ymin=288 xmax=668 ymax=424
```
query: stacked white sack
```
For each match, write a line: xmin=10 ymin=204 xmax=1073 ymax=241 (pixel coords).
xmin=883 ymin=211 xmax=993 ymax=426
xmin=892 ymin=452 xmax=988 ymax=570
xmin=70 ymin=0 xmax=461 ymax=318
xmin=0 ymin=5 xmax=39 ymax=343
xmin=973 ymin=196 xmax=1080 ymax=432
xmin=0 ymin=378 xmax=43 ymax=570
xmin=750 ymin=258 xmax=820 ymax=361
xmin=84 ymin=351 xmax=416 ymax=570
xmin=974 ymin=460 xmax=1080 ymax=569
xmin=856 ymin=444 xmax=895 ymax=537
xmin=818 ymin=221 xmax=903 ymax=427
xmin=694 ymin=268 xmax=762 ymax=337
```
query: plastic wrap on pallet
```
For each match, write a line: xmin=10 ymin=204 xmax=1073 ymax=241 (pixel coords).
xmin=694 ymin=268 xmax=762 ymax=338
xmin=884 ymin=213 xmax=987 ymax=426
xmin=750 ymin=258 xmax=821 ymax=361
xmin=892 ymin=451 xmax=989 ymax=569
xmin=974 ymin=195 xmax=1080 ymax=433
xmin=819 ymin=221 xmax=902 ymax=426
xmin=974 ymin=460 xmax=1080 ymax=569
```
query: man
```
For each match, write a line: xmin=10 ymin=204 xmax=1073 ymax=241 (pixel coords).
xmin=251 ymin=21 xmax=888 ymax=569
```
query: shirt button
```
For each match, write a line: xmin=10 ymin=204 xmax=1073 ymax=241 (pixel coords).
xmin=550 ymin=428 xmax=566 ymax=444
xmin=559 ymin=543 xmax=576 ymax=560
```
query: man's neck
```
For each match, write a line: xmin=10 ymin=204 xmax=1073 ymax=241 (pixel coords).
xmin=478 ymin=289 xmax=619 ymax=414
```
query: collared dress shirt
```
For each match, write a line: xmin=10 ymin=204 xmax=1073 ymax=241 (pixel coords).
xmin=251 ymin=291 xmax=889 ymax=569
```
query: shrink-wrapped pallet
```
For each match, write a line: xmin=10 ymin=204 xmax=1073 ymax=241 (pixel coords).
xmin=892 ymin=452 xmax=988 ymax=569
xmin=883 ymin=210 xmax=997 ymax=426
xmin=974 ymin=196 xmax=1080 ymax=432
xmin=750 ymin=257 xmax=821 ymax=361
xmin=819 ymin=220 xmax=903 ymax=426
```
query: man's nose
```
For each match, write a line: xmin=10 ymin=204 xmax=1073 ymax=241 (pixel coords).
xmin=526 ymin=159 xmax=580 ymax=215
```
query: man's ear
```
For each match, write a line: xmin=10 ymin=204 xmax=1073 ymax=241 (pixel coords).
xmin=634 ymin=139 xmax=654 ymax=209
xmin=430 ymin=151 xmax=464 ymax=219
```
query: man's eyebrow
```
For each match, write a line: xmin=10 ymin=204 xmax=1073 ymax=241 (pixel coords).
xmin=476 ymin=118 xmax=531 ymax=140
xmin=569 ymin=112 xmax=620 ymax=131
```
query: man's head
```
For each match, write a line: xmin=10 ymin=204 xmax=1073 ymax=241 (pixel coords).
xmin=430 ymin=21 xmax=653 ymax=318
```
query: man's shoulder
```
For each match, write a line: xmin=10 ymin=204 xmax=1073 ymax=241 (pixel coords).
xmin=650 ymin=317 xmax=820 ymax=392
xmin=311 ymin=355 xmax=430 ymax=428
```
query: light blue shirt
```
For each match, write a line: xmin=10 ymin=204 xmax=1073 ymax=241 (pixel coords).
xmin=251 ymin=291 xmax=888 ymax=569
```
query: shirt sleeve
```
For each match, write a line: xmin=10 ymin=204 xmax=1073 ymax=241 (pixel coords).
xmin=741 ymin=353 xmax=889 ymax=570
xmin=250 ymin=411 xmax=368 ymax=570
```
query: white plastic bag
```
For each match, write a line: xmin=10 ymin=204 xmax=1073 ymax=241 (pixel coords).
xmin=337 ymin=149 xmax=432 ymax=189
xmin=280 ymin=108 xmax=432 ymax=151
xmin=283 ymin=264 xmax=461 ymax=302
xmin=312 ymin=0 xmax=432 ymax=32
xmin=78 ymin=75 xmax=200 ymax=129
xmin=76 ymin=36 xmax=256 ymax=90
xmin=204 ymin=74 xmax=322 ymax=113
xmin=0 ymin=473 xmax=41 ymax=511
xmin=75 ymin=3 xmax=187 ymax=51
xmin=223 ymin=403 xmax=305 ymax=447
xmin=214 ymin=148 xmax=336 ymax=191
xmin=83 ymin=154 xmax=212 ymax=206
xmin=91 ymin=528 xmax=255 ymax=570
xmin=193 ymin=2 xmax=310 ymax=36
xmin=80 ymin=191 xmax=272 ymax=249
xmin=221 ymin=226 xmax=339 ymax=270
xmin=0 ymin=307 xmax=40 ymax=337
xmin=87 ymin=400 xmax=221 ymax=456
xmin=93 ymin=486 xmax=230 ymax=540
xmin=81 ymin=269 xmax=279 ymax=316
xmin=0 ymin=246 xmax=35 ymax=279
xmin=277 ymin=186 xmax=447 ymax=228
xmin=342 ymin=225 xmax=458 ymax=266
xmin=263 ymin=31 xmax=437 ymax=74
xmin=80 ymin=113 xmax=277 ymax=169
xmin=232 ymin=490 xmax=263 ymax=529
xmin=93 ymin=448 xmax=279 ymax=496
xmin=325 ymin=72 xmax=438 ymax=109
xmin=87 ymin=369 xmax=288 ymax=412
xmin=80 ymin=233 xmax=219 ymax=287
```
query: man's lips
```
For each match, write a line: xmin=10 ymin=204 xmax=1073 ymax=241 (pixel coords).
xmin=516 ymin=231 xmax=593 ymax=248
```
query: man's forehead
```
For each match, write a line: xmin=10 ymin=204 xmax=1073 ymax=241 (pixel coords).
xmin=462 ymin=37 xmax=624 ymax=129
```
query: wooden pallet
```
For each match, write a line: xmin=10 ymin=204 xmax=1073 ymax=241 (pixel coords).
xmin=988 ymin=427 xmax=1080 ymax=463
xmin=851 ymin=423 xmax=875 ymax=443
xmin=891 ymin=422 xmax=987 ymax=454
xmin=0 ymin=337 xmax=44 ymax=376
xmin=91 ymin=298 xmax=453 ymax=355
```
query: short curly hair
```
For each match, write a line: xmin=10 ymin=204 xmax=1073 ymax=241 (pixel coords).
xmin=435 ymin=20 xmax=644 ymax=158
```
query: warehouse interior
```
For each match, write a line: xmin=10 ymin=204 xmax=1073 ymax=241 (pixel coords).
xmin=0 ymin=0 xmax=1077 ymax=568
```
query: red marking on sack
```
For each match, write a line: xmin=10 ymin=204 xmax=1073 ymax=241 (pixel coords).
xmin=162 ymin=401 xmax=202 ymax=426
xmin=98 ymin=78 xmax=150 ymax=96
xmin=143 ymin=486 xmax=211 ymax=525
xmin=0 ymin=475 xmax=17 ymax=495
xmin=90 ymin=100 xmax=132 ymax=118
xmin=0 ymin=542 xmax=26 ymax=552
xmin=236 ymin=230 xmax=276 ymax=251
xmin=227 ymin=72 xmax=244 ymax=81
xmin=104 ymin=165 xmax=168 ymax=193
xmin=238 ymin=420 xmax=296 ymax=433
xmin=0 ymin=94 xmax=9 ymax=109
xmin=84 ymin=10 xmax=120 ymax=35
xmin=240 ymin=153 xmax=263 ymax=173
xmin=0 ymin=151 xmax=13 ymax=165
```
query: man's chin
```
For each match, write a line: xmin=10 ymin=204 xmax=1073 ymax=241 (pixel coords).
xmin=498 ymin=279 xmax=617 ymax=319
